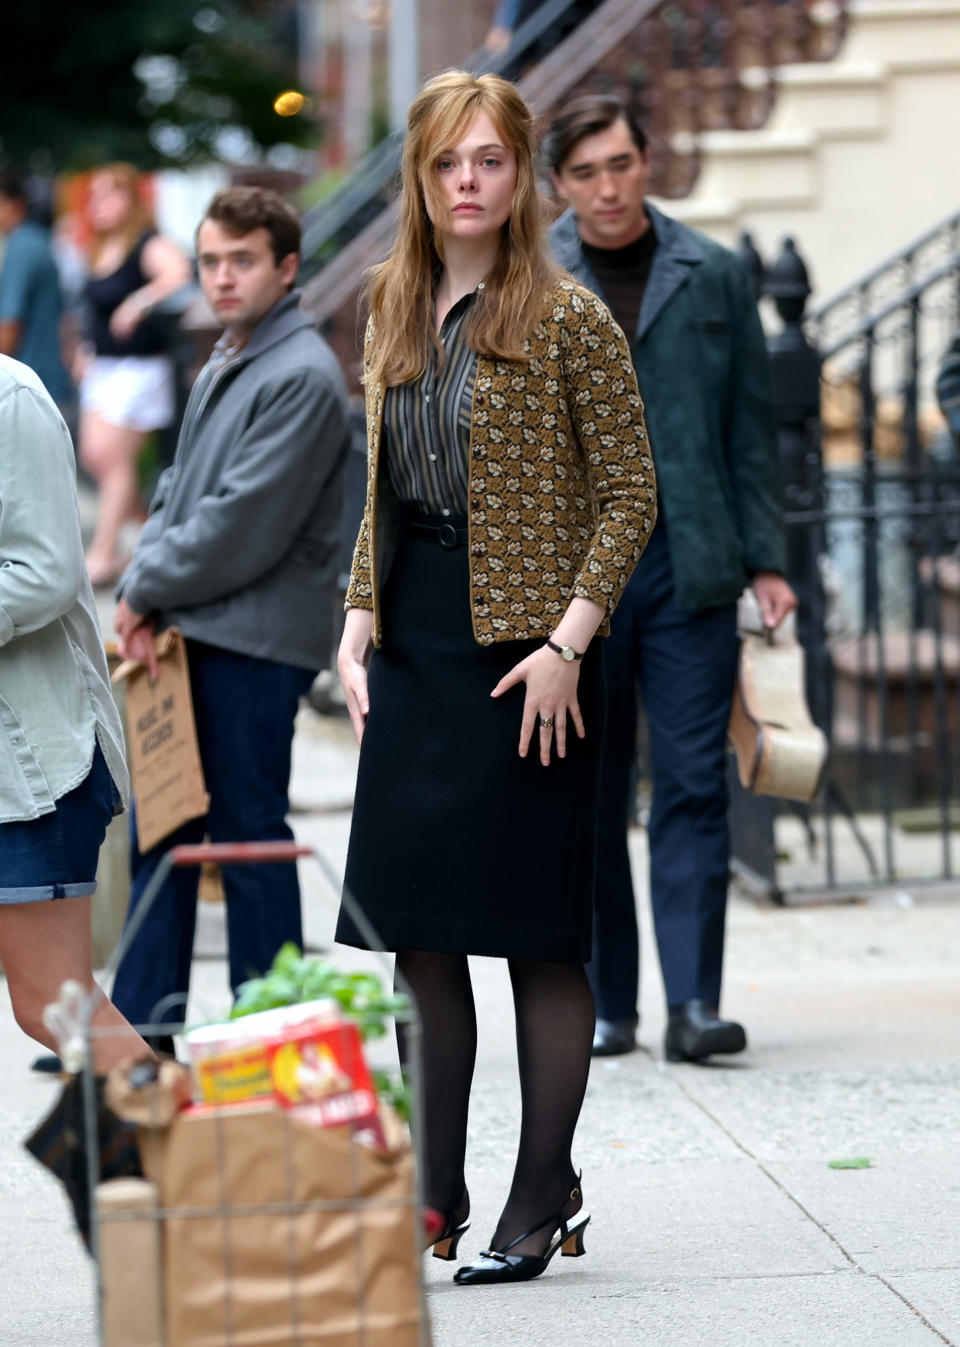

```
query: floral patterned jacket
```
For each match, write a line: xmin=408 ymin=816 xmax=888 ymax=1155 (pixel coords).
xmin=345 ymin=278 xmax=657 ymax=646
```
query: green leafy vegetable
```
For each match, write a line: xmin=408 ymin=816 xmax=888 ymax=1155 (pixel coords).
xmin=372 ymin=1070 xmax=411 ymax=1123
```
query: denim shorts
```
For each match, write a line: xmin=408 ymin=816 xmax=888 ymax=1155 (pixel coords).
xmin=0 ymin=742 xmax=121 ymax=903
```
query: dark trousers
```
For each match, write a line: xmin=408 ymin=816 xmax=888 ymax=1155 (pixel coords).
xmin=588 ymin=523 xmax=738 ymax=1018
xmin=111 ymin=639 xmax=315 ymax=1030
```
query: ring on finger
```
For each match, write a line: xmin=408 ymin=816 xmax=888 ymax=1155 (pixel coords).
xmin=540 ymin=715 xmax=554 ymax=729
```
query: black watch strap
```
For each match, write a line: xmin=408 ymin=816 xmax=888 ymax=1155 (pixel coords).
xmin=546 ymin=638 xmax=584 ymax=661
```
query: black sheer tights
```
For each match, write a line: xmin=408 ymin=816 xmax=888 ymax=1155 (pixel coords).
xmin=395 ymin=951 xmax=477 ymax=1229
xmin=395 ymin=951 xmax=595 ymax=1257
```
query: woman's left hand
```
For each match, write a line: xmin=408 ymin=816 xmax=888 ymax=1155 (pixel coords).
xmin=491 ymin=645 xmax=585 ymax=765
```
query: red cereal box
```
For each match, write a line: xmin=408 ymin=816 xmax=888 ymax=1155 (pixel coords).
xmin=266 ymin=1020 xmax=384 ymax=1145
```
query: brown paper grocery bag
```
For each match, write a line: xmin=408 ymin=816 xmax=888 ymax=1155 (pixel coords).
xmin=727 ymin=593 xmax=827 ymax=803
xmin=153 ymin=1100 xmax=428 ymax=1347
xmin=113 ymin=629 xmax=209 ymax=852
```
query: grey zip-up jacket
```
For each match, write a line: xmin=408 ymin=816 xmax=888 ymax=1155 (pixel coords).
xmin=0 ymin=355 xmax=128 ymax=823
xmin=120 ymin=292 xmax=350 ymax=671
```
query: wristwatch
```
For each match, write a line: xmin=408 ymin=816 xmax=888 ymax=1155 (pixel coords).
xmin=546 ymin=638 xmax=583 ymax=662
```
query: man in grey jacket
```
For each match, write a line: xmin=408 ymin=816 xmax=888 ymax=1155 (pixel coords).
xmin=111 ymin=187 xmax=350 ymax=1049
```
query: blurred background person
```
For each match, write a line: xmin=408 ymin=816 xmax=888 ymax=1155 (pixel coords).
xmin=76 ymin=164 xmax=189 ymax=587
xmin=0 ymin=174 xmax=71 ymax=412
xmin=937 ymin=333 xmax=960 ymax=447
xmin=484 ymin=0 xmax=601 ymax=66
xmin=484 ymin=0 xmax=519 ymax=55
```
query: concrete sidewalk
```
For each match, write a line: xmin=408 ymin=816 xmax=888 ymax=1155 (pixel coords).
xmin=1 ymin=704 xmax=959 ymax=1347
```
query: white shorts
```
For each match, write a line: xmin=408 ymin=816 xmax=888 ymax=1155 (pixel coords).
xmin=80 ymin=355 xmax=176 ymax=432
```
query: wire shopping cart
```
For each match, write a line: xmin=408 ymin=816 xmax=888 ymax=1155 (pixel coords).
xmin=68 ymin=840 xmax=431 ymax=1347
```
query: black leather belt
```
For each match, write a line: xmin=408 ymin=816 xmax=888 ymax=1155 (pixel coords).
xmin=407 ymin=518 xmax=469 ymax=550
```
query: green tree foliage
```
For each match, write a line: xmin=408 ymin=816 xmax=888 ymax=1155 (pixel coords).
xmin=1 ymin=0 xmax=318 ymax=171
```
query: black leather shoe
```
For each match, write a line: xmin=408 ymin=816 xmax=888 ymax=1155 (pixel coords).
xmin=31 ymin=1054 xmax=63 ymax=1074
xmin=592 ymin=1017 xmax=638 ymax=1057
xmin=664 ymin=1000 xmax=747 ymax=1063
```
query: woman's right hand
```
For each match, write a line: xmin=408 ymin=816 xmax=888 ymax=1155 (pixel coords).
xmin=338 ymin=608 xmax=374 ymax=745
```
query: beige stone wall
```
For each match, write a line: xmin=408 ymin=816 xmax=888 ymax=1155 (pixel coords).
xmin=659 ymin=1 xmax=960 ymax=307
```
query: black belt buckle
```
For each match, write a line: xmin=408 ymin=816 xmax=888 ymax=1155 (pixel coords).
xmin=438 ymin=522 xmax=459 ymax=550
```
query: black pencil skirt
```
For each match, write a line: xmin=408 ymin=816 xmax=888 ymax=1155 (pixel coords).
xmin=336 ymin=522 xmax=605 ymax=965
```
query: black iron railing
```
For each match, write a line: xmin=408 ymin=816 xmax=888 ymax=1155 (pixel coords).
xmin=733 ymin=218 xmax=960 ymax=898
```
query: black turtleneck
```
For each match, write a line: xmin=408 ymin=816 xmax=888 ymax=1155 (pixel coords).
xmin=580 ymin=219 xmax=657 ymax=345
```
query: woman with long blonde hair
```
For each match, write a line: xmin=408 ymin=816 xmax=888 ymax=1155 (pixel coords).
xmin=336 ymin=70 xmax=656 ymax=1285
xmin=76 ymin=164 xmax=189 ymax=586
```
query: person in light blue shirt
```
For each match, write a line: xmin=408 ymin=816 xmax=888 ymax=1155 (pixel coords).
xmin=485 ymin=0 xmax=520 ymax=53
xmin=0 ymin=353 xmax=145 ymax=1070
xmin=0 ymin=175 xmax=71 ymax=406
xmin=484 ymin=0 xmax=600 ymax=60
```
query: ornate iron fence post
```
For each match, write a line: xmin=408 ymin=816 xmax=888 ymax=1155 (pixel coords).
xmin=765 ymin=238 xmax=829 ymax=726
xmin=737 ymin=230 xmax=765 ymax=304
xmin=728 ymin=234 xmax=827 ymax=902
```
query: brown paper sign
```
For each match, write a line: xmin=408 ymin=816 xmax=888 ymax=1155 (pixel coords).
xmin=113 ymin=629 xmax=209 ymax=853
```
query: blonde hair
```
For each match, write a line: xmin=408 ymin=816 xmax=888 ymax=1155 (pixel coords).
xmin=365 ymin=70 xmax=559 ymax=387
xmin=88 ymin=163 xmax=153 ymax=266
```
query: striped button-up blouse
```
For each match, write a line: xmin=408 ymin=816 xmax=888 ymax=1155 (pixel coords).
xmin=383 ymin=287 xmax=479 ymax=518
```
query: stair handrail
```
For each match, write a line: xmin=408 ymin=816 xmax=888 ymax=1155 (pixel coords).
xmin=812 ymin=207 xmax=960 ymax=355
xmin=817 ymin=252 xmax=960 ymax=362
xmin=300 ymin=0 xmax=591 ymax=262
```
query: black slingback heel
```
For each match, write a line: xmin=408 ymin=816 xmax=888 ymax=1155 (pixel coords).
xmin=453 ymin=1180 xmax=589 ymax=1286
xmin=426 ymin=1192 xmax=471 ymax=1261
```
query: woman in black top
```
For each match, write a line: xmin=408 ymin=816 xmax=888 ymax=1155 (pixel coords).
xmin=76 ymin=164 xmax=189 ymax=586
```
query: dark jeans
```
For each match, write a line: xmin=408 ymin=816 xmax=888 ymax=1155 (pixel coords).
xmin=111 ymin=640 xmax=315 ymax=1032
xmin=589 ymin=523 xmax=738 ymax=1018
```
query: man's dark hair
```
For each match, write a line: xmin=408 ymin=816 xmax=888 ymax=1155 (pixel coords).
xmin=0 ymin=174 xmax=28 ymax=207
xmin=200 ymin=186 xmax=301 ymax=267
xmin=543 ymin=95 xmax=648 ymax=173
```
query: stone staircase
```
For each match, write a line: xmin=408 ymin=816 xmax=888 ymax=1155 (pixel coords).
xmin=660 ymin=0 xmax=960 ymax=300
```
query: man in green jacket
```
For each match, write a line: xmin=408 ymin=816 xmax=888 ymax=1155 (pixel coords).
xmin=548 ymin=95 xmax=796 ymax=1061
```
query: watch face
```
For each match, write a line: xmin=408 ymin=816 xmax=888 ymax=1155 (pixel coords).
xmin=561 ymin=646 xmax=575 ymax=661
